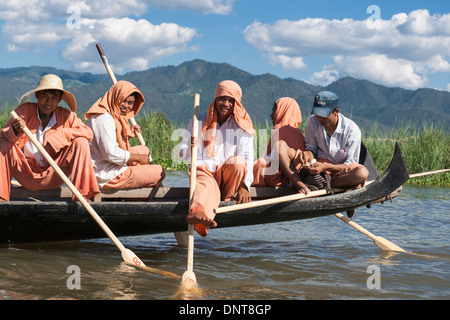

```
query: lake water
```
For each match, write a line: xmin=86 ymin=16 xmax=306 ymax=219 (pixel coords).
xmin=1 ymin=171 xmax=449 ymax=306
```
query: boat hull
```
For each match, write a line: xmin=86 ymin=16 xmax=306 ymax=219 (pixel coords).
xmin=0 ymin=143 xmax=409 ymax=244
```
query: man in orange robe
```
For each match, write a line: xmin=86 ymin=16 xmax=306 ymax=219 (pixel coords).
xmin=252 ymin=97 xmax=309 ymax=193
xmin=85 ymin=80 xmax=165 ymax=190
xmin=0 ymin=74 xmax=100 ymax=201
xmin=178 ymin=80 xmax=255 ymax=236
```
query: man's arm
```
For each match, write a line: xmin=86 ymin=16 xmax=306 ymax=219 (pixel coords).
xmin=308 ymin=161 xmax=349 ymax=175
xmin=90 ymin=113 xmax=130 ymax=166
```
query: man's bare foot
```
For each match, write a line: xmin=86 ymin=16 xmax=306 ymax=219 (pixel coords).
xmin=186 ymin=211 xmax=218 ymax=228
xmin=294 ymin=181 xmax=310 ymax=195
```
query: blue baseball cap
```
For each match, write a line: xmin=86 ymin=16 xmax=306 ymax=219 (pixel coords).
xmin=311 ymin=91 xmax=338 ymax=117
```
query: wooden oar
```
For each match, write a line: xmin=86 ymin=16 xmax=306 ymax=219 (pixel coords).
xmin=215 ymin=180 xmax=406 ymax=252
xmin=333 ymin=212 xmax=405 ymax=252
xmin=95 ymin=43 xmax=192 ymax=247
xmin=214 ymin=188 xmax=344 ymax=214
xmin=9 ymin=110 xmax=176 ymax=273
xmin=181 ymin=93 xmax=200 ymax=284
xmin=96 ymin=43 xmax=147 ymax=148
xmin=346 ymin=168 xmax=446 ymax=252
xmin=409 ymin=169 xmax=450 ymax=178
xmin=96 ymin=43 xmax=194 ymax=251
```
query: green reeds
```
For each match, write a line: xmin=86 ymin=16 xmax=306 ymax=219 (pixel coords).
xmin=1 ymin=103 xmax=448 ymax=185
xmin=132 ymin=111 xmax=187 ymax=170
xmin=363 ymin=122 xmax=449 ymax=186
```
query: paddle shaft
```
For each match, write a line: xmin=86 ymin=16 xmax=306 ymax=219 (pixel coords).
xmin=214 ymin=188 xmax=345 ymax=214
xmin=212 ymin=169 xmax=448 ymax=214
xmin=214 ymin=179 xmax=379 ymax=214
xmin=10 ymin=110 xmax=145 ymax=266
xmin=213 ymin=178 xmax=405 ymax=252
xmin=186 ymin=93 xmax=200 ymax=277
xmin=409 ymin=168 xmax=450 ymax=178
xmin=96 ymin=43 xmax=146 ymax=147
xmin=334 ymin=212 xmax=405 ymax=252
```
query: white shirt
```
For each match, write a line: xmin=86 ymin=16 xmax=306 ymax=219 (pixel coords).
xmin=305 ymin=113 xmax=361 ymax=165
xmin=87 ymin=113 xmax=130 ymax=187
xmin=178 ymin=112 xmax=254 ymax=190
xmin=23 ymin=108 xmax=57 ymax=167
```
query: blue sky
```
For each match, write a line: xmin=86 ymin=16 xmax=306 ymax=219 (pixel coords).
xmin=0 ymin=0 xmax=449 ymax=91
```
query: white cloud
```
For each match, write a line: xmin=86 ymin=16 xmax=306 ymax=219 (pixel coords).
xmin=61 ymin=18 xmax=199 ymax=73
xmin=243 ymin=9 xmax=450 ymax=89
xmin=0 ymin=1 xmax=50 ymax=21
xmin=309 ymin=65 xmax=340 ymax=86
xmin=397 ymin=9 xmax=450 ymax=36
xmin=424 ymin=55 xmax=450 ymax=73
xmin=2 ymin=23 xmax=68 ymax=52
xmin=266 ymin=54 xmax=306 ymax=70
xmin=144 ymin=0 xmax=235 ymax=15
xmin=0 ymin=0 xmax=232 ymax=72
xmin=334 ymin=55 xmax=427 ymax=88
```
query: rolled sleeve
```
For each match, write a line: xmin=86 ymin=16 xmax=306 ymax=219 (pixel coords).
xmin=90 ymin=113 xmax=130 ymax=166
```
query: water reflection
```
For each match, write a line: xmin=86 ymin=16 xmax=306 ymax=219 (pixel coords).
xmin=1 ymin=177 xmax=449 ymax=300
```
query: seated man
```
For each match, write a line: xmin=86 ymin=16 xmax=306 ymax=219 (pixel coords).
xmin=0 ymin=74 xmax=99 ymax=201
xmin=277 ymin=91 xmax=369 ymax=192
xmin=85 ymin=80 xmax=165 ymax=190
xmin=178 ymin=80 xmax=254 ymax=236
xmin=252 ymin=97 xmax=309 ymax=194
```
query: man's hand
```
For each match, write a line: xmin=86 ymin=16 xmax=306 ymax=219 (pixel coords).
xmin=12 ymin=117 xmax=26 ymax=135
xmin=299 ymin=150 xmax=315 ymax=165
xmin=235 ymin=183 xmax=251 ymax=204
xmin=191 ymin=136 xmax=200 ymax=148
xmin=130 ymin=124 xmax=142 ymax=137
xmin=307 ymin=161 xmax=328 ymax=175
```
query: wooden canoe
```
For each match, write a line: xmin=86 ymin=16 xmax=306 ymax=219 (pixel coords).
xmin=0 ymin=143 xmax=409 ymax=244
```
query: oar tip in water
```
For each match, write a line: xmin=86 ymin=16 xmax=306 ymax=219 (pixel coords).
xmin=174 ymin=280 xmax=203 ymax=300
xmin=121 ymin=248 xmax=147 ymax=267
xmin=374 ymin=236 xmax=406 ymax=253
xmin=175 ymin=270 xmax=203 ymax=300
xmin=181 ymin=270 xmax=197 ymax=284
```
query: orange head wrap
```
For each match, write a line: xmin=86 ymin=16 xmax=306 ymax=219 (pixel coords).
xmin=273 ymin=97 xmax=302 ymax=129
xmin=85 ymin=81 xmax=145 ymax=151
xmin=265 ymin=97 xmax=304 ymax=154
xmin=202 ymin=80 xmax=254 ymax=157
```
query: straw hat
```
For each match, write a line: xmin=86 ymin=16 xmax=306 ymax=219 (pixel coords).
xmin=20 ymin=74 xmax=77 ymax=112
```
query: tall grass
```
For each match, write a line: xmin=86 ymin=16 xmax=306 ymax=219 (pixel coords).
xmin=133 ymin=111 xmax=187 ymax=170
xmin=0 ymin=104 xmax=12 ymax=124
xmin=1 ymin=103 xmax=448 ymax=185
xmin=363 ymin=122 xmax=449 ymax=186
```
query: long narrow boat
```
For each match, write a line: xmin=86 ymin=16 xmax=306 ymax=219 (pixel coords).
xmin=0 ymin=143 xmax=409 ymax=244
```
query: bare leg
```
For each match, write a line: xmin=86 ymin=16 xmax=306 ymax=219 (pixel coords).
xmin=274 ymin=140 xmax=310 ymax=194
xmin=331 ymin=164 xmax=369 ymax=189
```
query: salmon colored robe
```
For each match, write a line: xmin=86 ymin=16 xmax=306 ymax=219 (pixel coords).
xmin=202 ymin=80 xmax=254 ymax=157
xmin=252 ymin=97 xmax=306 ymax=187
xmin=85 ymin=81 xmax=165 ymax=189
xmin=0 ymin=103 xmax=100 ymax=201
xmin=190 ymin=80 xmax=254 ymax=237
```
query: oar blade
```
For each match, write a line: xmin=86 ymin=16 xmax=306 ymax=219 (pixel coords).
xmin=374 ymin=236 xmax=406 ymax=252
xmin=121 ymin=248 xmax=147 ymax=267
xmin=174 ymin=274 xmax=203 ymax=300
xmin=181 ymin=270 xmax=197 ymax=284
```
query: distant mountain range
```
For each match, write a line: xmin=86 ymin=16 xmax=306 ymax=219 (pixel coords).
xmin=1 ymin=59 xmax=449 ymax=132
